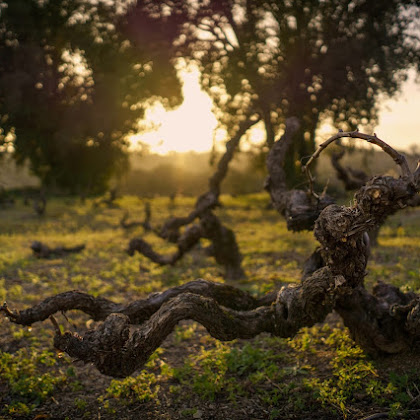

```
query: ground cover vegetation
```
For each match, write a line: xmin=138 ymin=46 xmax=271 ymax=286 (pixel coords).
xmin=1 ymin=1 xmax=420 ymax=419
xmin=0 ymin=189 xmax=419 ymax=419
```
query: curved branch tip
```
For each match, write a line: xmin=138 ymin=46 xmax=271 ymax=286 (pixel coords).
xmin=1 ymin=302 xmax=17 ymax=320
xmin=49 ymin=315 xmax=61 ymax=335
xmin=303 ymin=130 xmax=412 ymax=196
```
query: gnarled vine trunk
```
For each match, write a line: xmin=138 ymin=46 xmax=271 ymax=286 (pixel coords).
xmin=127 ymin=117 xmax=260 ymax=279
xmin=2 ymin=128 xmax=419 ymax=377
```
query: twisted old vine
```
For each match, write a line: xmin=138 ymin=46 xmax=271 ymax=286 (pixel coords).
xmin=2 ymin=122 xmax=419 ymax=377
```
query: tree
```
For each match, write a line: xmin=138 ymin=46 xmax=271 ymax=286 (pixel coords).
xmin=176 ymin=0 xmax=420 ymax=183
xmin=2 ymin=127 xmax=419 ymax=377
xmin=0 ymin=0 xmax=186 ymax=193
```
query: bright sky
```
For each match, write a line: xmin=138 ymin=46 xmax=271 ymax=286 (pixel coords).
xmin=374 ymin=73 xmax=420 ymax=151
xmin=131 ymin=67 xmax=420 ymax=154
xmin=130 ymin=68 xmax=219 ymax=154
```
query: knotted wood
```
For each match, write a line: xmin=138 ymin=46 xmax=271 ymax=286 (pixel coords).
xmin=3 ymin=132 xmax=420 ymax=377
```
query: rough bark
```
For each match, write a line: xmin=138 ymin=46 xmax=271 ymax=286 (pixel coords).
xmin=311 ymin=167 xmax=420 ymax=352
xmin=332 ymin=149 xmax=377 ymax=247
xmin=5 ymin=267 xmax=340 ymax=377
xmin=1 ymin=279 xmax=278 ymax=326
xmin=51 ymin=296 xmax=276 ymax=377
xmin=3 ymin=132 xmax=420 ymax=377
xmin=282 ymin=131 xmax=420 ymax=353
xmin=330 ymin=149 xmax=384 ymax=247
xmin=31 ymin=241 xmax=85 ymax=258
xmin=298 ymin=171 xmax=420 ymax=354
xmin=265 ymin=117 xmax=335 ymax=231
xmin=331 ymin=149 xmax=420 ymax=246
xmin=335 ymin=283 xmax=419 ymax=355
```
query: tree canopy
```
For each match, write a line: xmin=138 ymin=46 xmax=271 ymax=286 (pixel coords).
xmin=0 ymin=0 xmax=185 ymax=193
xmin=176 ymin=0 xmax=420 ymax=182
xmin=1 ymin=0 xmax=419 ymax=190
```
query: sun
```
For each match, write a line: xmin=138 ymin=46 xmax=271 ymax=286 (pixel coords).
xmin=130 ymin=64 xmax=268 ymax=154
xmin=130 ymin=67 xmax=219 ymax=154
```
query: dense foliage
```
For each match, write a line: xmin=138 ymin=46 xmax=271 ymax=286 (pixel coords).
xmin=1 ymin=1 xmax=420 ymax=189
xmin=0 ymin=0 xmax=184 ymax=193
xmin=176 ymin=0 xmax=420 ymax=182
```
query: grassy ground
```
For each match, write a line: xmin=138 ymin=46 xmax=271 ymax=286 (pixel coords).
xmin=0 ymin=193 xmax=419 ymax=420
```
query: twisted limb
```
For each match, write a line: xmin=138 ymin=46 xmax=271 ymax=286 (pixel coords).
xmin=272 ymin=128 xmax=420 ymax=353
xmin=309 ymin=134 xmax=420 ymax=352
xmin=3 ymin=262 xmax=418 ymax=378
xmin=128 ymin=117 xmax=260 ymax=277
xmin=1 ymin=278 xmax=278 ymax=327
xmin=31 ymin=267 xmax=341 ymax=377
xmin=128 ymin=210 xmax=245 ymax=280
xmin=3 ymin=133 xmax=420 ymax=377
xmin=31 ymin=241 xmax=85 ymax=258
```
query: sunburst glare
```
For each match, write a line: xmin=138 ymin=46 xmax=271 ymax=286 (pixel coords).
xmin=130 ymin=67 xmax=218 ymax=154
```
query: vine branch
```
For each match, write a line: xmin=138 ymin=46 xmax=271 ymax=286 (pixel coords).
xmin=302 ymin=131 xmax=412 ymax=197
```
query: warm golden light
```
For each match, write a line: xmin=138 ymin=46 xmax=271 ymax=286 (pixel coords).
xmin=131 ymin=67 xmax=420 ymax=154
xmin=375 ymin=71 xmax=420 ymax=150
xmin=130 ymin=67 xmax=218 ymax=154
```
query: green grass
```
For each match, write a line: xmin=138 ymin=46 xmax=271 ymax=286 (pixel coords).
xmin=0 ymin=194 xmax=419 ymax=419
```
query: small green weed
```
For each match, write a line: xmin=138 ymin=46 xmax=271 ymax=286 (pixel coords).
xmin=302 ymin=328 xmax=412 ymax=417
xmin=173 ymin=323 xmax=197 ymax=344
xmin=173 ymin=340 xmax=289 ymax=402
xmin=100 ymin=372 xmax=159 ymax=405
xmin=74 ymin=397 xmax=88 ymax=410
xmin=0 ymin=348 xmax=69 ymax=415
xmin=98 ymin=349 xmax=167 ymax=407
xmin=173 ymin=342 xmax=237 ymax=401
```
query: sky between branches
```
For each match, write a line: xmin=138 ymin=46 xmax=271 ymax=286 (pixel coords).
xmin=130 ymin=66 xmax=420 ymax=155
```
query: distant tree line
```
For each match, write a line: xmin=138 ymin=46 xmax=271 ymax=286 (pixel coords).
xmin=121 ymin=154 xmax=266 ymax=197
